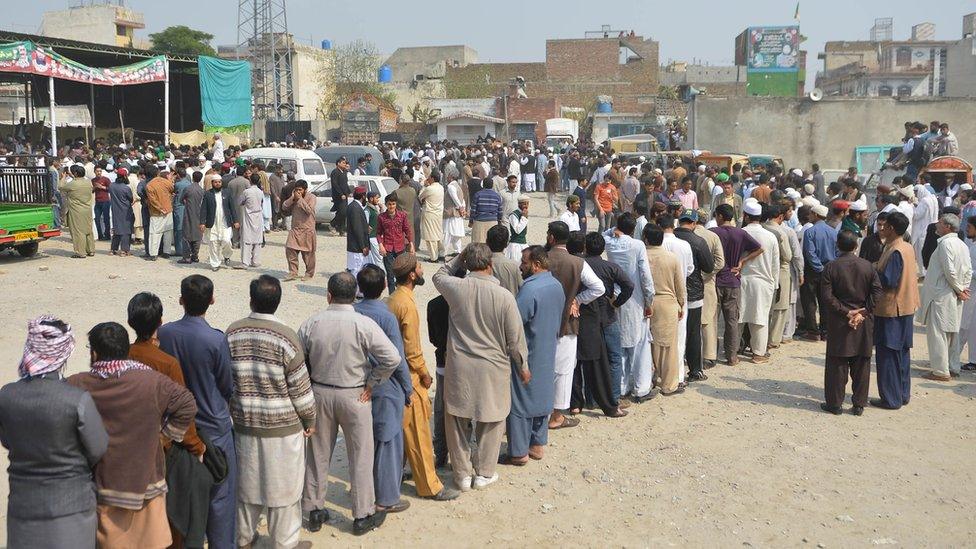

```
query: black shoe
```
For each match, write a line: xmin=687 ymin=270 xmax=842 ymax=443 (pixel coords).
xmin=851 ymin=405 xmax=864 ymax=416
xmin=961 ymin=363 xmax=976 ymax=371
xmin=177 ymin=259 xmax=192 ymax=264
xmin=703 ymin=360 xmax=716 ymax=370
xmin=352 ymin=512 xmax=386 ymax=536
xmin=687 ymin=371 xmax=708 ymax=382
xmin=160 ymin=253 xmax=171 ymax=259
xmin=435 ymin=456 xmax=448 ymax=469
xmin=820 ymin=403 xmax=842 ymax=415
xmin=632 ymin=388 xmax=660 ymax=403
xmin=869 ymin=398 xmax=899 ymax=410
xmin=306 ymin=508 xmax=329 ymax=533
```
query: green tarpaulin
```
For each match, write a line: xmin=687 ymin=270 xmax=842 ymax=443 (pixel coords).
xmin=198 ymin=55 xmax=251 ymax=133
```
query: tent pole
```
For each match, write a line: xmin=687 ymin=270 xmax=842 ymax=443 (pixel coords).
xmin=163 ymin=58 xmax=170 ymax=146
xmin=89 ymin=84 xmax=95 ymax=131
xmin=48 ymin=76 xmax=57 ymax=155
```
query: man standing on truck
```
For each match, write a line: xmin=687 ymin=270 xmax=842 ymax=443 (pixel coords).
xmin=59 ymin=164 xmax=96 ymax=258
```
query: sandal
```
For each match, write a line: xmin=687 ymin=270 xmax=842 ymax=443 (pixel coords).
xmin=549 ymin=416 xmax=580 ymax=430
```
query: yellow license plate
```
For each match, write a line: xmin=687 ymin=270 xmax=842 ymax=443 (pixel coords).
xmin=14 ymin=231 xmax=38 ymax=241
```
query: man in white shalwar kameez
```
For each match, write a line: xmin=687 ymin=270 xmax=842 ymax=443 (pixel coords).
xmin=442 ymin=175 xmax=466 ymax=257
xmin=240 ymin=176 xmax=266 ymax=268
xmin=912 ymin=185 xmax=939 ymax=277
xmin=418 ymin=177 xmax=445 ymax=261
xmin=661 ymin=216 xmax=694 ymax=382
xmin=203 ymin=175 xmax=235 ymax=271
xmin=739 ymin=201 xmax=780 ymax=363
xmin=603 ymin=213 xmax=656 ymax=401
xmin=918 ymin=214 xmax=973 ymax=381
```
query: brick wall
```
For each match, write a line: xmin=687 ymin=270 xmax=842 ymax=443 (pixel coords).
xmin=546 ymin=38 xmax=620 ymax=81
xmin=495 ymin=97 xmax=561 ymax=143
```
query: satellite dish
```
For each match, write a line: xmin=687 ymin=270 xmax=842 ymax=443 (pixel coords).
xmin=809 ymin=88 xmax=824 ymax=102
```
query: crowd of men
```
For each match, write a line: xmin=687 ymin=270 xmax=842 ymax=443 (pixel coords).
xmin=2 ymin=121 xmax=976 ymax=547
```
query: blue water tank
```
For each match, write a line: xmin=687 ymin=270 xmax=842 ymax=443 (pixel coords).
xmin=596 ymin=100 xmax=612 ymax=113
xmin=320 ymin=39 xmax=332 ymax=50
xmin=377 ymin=65 xmax=392 ymax=83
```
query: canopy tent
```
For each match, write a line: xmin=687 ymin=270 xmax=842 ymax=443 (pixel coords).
xmin=0 ymin=31 xmax=211 ymax=154
xmin=0 ymin=39 xmax=171 ymax=152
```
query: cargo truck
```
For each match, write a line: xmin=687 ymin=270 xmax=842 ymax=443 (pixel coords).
xmin=0 ymin=164 xmax=61 ymax=257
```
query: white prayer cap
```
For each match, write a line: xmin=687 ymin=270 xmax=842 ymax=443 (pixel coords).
xmin=698 ymin=164 xmax=706 ymax=172
xmin=791 ymin=168 xmax=803 ymax=177
xmin=881 ymin=203 xmax=898 ymax=213
xmin=811 ymin=204 xmax=829 ymax=218
xmin=849 ymin=199 xmax=867 ymax=212
xmin=638 ymin=156 xmax=646 ymax=162
xmin=801 ymin=196 xmax=820 ymax=208
xmin=743 ymin=200 xmax=762 ymax=216
xmin=960 ymin=183 xmax=973 ymax=191
xmin=104 ymin=164 xmax=114 ymax=171
xmin=898 ymin=185 xmax=915 ymax=199
xmin=653 ymin=168 xmax=663 ymax=176
xmin=786 ymin=188 xmax=801 ymax=201
xmin=803 ymin=183 xmax=815 ymax=195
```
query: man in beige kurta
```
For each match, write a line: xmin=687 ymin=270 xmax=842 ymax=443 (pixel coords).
xmin=432 ymin=244 xmax=528 ymax=492
xmin=418 ymin=178 xmax=444 ymax=261
xmin=694 ymin=218 xmax=725 ymax=366
xmin=764 ymin=207 xmax=793 ymax=348
xmin=59 ymin=164 xmax=95 ymax=258
xmin=646 ymin=234 xmax=686 ymax=395
xmin=282 ymin=182 xmax=317 ymax=281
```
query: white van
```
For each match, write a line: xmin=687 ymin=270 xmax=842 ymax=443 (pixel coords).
xmin=238 ymin=148 xmax=329 ymax=186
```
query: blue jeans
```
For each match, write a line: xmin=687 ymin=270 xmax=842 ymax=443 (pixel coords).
xmin=94 ymin=201 xmax=111 ymax=240
xmin=602 ymin=322 xmax=623 ymax=401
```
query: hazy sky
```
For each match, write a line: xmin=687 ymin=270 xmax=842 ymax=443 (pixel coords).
xmin=9 ymin=0 xmax=976 ymax=87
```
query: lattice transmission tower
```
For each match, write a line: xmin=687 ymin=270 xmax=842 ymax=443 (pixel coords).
xmin=237 ymin=0 xmax=295 ymax=120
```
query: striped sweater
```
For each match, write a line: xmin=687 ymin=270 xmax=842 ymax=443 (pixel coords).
xmin=226 ymin=313 xmax=316 ymax=437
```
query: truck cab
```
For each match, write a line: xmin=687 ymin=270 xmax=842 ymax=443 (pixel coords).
xmin=0 ymin=164 xmax=60 ymax=257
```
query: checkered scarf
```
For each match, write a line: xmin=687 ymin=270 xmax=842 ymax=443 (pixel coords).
xmin=89 ymin=359 xmax=151 ymax=379
xmin=18 ymin=315 xmax=75 ymax=379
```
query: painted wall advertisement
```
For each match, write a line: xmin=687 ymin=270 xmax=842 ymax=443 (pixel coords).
xmin=747 ymin=26 xmax=800 ymax=72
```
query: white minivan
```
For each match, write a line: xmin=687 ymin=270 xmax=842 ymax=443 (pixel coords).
xmin=238 ymin=148 xmax=329 ymax=186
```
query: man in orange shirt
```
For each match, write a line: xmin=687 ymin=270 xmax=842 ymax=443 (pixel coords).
xmin=144 ymin=164 xmax=175 ymax=260
xmin=594 ymin=174 xmax=619 ymax=232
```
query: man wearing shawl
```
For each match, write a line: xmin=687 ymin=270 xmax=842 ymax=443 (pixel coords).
xmin=0 ymin=316 xmax=109 ymax=549
xmin=68 ymin=322 xmax=197 ymax=549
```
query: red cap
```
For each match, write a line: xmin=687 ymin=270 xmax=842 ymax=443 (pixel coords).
xmin=832 ymin=199 xmax=850 ymax=210
xmin=354 ymin=186 xmax=367 ymax=194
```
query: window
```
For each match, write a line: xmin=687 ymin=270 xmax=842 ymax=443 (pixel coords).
xmin=877 ymin=85 xmax=893 ymax=97
xmin=896 ymin=47 xmax=912 ymax=67
xmin=116 ymin=25 xmax=127 ymax=37
xmin=897 ymin=84 xmax=913 ymax=97
xmin=311 ymin=182 xmax=331 ymax=196
xmin=380 ymin=177 xmax=398 ymax=195
xmin=302 ymin=159 xmax=325 ymax=175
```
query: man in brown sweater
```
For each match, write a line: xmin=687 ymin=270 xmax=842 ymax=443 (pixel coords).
xmin=145 ymin=164 xmax=175 ymax=259
xmin=68 ymin=322 xmax=196 ymax=549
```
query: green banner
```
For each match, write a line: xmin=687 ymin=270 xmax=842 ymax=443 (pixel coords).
xmin=0 ymin=41 xmax=167 ymax=86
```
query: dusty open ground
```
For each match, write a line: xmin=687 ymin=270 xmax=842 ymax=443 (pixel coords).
xmin=0 ymin=193 xmax=973 ymax=547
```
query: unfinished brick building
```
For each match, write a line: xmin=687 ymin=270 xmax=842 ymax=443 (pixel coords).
xmin=445 ymin=34 xmax=661 ymax=141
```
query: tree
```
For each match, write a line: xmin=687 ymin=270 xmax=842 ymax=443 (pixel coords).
xmin=150 ymin=26 xmax=216 ymax=57
xmin=327 ymin=39 xmax=396 ymax=117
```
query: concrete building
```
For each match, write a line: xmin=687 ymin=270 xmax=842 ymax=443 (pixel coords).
xmin=39 ymin=2 xmax=147 ymax=49
xmin=434 ymin=112 xmax=503 ymax=144
xmin=380 ymin=45 xmax=478 ymax=121
xmin=659 ymin=62 xmax=748 ymax=97
xmin=816 ymin=19 xmax=956 ymax=98
xmin=945 ymin=13 xmax=976 ymax=97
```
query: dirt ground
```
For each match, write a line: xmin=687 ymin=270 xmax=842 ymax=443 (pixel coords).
xmin=0 ymin=193 xmax=973 ymax=547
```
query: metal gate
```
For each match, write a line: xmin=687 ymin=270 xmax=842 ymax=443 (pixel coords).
xmin=0 ymin=165 xmax=52 ymax=204
xmin=264 ymin=120 xmax=312 ymax=144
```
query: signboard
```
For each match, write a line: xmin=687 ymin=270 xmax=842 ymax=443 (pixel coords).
xmin=747 ymin=26 xmax=799 ymax=72
xmin=0 ymin=41 xmax=166 ymax=86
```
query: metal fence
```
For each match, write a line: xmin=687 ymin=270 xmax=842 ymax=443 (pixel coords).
xmin=0 ymin=165 xmax=52 ymax=205
xmin=264 ymin=120 xmax=313 ymax=144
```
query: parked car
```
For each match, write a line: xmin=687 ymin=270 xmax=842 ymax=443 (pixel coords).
xmin=314 ymin=145 xmax=384 ymax=175
xmin=310 ymin=175 xmax=398 ymax=224
xmin=238 ymin=148 xmax=329 ymax=186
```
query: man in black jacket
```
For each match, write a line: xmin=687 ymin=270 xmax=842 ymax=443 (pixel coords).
xmin=202 ymin=175 xmax=237 ymax=271
xmin=674 ymin=209 xmax=715 ymax=381
xmin=572 ymin=232 xmax=633 ymax=417
xmin=330 ymin=156 xmax=351 ymax=235
xmin=346 ymin=186 xmax=371 ymax=277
